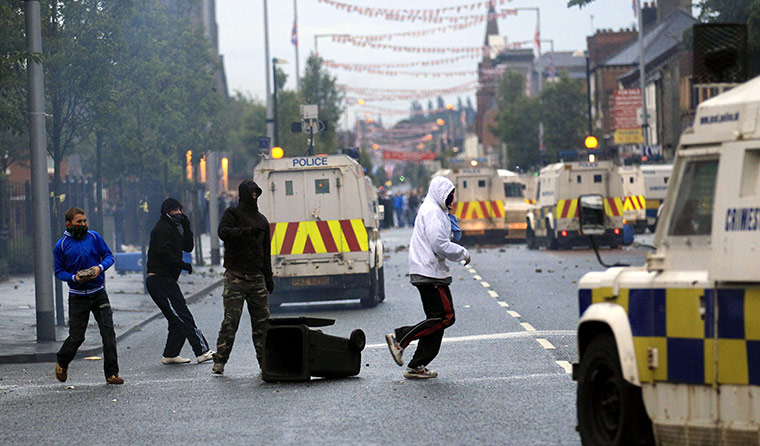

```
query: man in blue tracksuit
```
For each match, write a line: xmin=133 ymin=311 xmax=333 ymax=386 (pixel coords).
xmin=54 ymin=207 xmax=123 ymax=385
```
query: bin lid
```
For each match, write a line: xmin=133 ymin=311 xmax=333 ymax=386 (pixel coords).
xmin=268 ymin=317 xmax=335 ymax=327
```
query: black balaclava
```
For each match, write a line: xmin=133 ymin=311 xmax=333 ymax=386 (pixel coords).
xmin=238 ymin=180 xmax=263 ymax=211
xmin=160 ymin=197 xmax=183 ymax=226
xmin=445 ymin=189 xmax=455 ymax=208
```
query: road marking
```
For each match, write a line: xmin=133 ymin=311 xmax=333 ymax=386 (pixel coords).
xmin=497 ymin=301 xmax=509 ymax=308
xmin=488 ymin=290 xmax=499 ymax=298
xmin=473 ymin=275 xmax=482 ymax=280
xmin=365 ymin=330 xmax=575 ymax=349
xmin=536 ymin=338 xmax=555 ymax=349
xmin=521 ymin=322 xmax=536 ymax=332
xmin=467 ymin=268 xmax=477 ymax=274
xmin=480 ymin=281 xmax=490 ymax=288
xmin=507 ymin=310 xmax=521 ymax=318
xmin=556 ymin=361 xmax=573 ymax=374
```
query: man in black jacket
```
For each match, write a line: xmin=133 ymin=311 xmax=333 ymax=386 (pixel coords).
xmin=146 ymin=198 xmax=214 ymax=365
xmin=211 ymin=180 xmax=273 ymax=375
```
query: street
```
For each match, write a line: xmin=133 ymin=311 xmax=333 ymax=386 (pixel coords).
xmin=0 ymin=227 xmax=650 ymax=446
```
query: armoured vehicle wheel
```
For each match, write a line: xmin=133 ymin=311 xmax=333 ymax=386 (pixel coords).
xmin=377 ymin=266 xmax=386 ymax=302
xmin=526 ymin=222 xmax=537 ymax=250
xmin=545 ymin=220 xmax=558 ymax=250
xmin=577 ymin=333 xmax=653 ymax=446
xmin=360 ymin=266 xmax=379 ymax=308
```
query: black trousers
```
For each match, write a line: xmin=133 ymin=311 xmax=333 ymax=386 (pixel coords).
xmin=146 ymin=275 xmax=210 ymax=357
xmin=394 ymin=284 xmax=455 ymax=369
xmin=56 ymin=289 xmax=119 ymax=378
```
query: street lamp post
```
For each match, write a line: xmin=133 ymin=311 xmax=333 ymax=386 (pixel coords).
xmin=313 ymin=33 xmax=350 ymax=55
xmin=574 ymin=49 xmax=593 ymax=136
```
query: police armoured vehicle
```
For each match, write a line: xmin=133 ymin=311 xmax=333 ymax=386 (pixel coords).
xmin=254 ymin=154 xmax=385 ymax=308
xmin=574 ymin=76 xmax=760 ymax=445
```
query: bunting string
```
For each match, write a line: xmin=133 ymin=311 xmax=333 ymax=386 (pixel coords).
xmin=323 ymin=55 xmax=477 ymax=70
xmin=331 ymin=36 xmax=529 ymax=55
xmin=316 ymin=0 xmax=513 ymax=23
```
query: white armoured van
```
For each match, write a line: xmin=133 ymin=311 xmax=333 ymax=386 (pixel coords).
xmin=255 ymin=154 xmax=385 ymax=308
xmin=574 ymin=76 xmax=760 ymax=445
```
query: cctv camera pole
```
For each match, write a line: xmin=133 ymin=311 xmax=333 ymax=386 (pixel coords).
xmin=24 ymin=0 xmax=56 ymax=342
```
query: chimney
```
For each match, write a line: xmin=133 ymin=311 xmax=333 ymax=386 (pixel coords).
xmin=657 ymin=0 xmax=692 ymax=21
xmin=643 ymin=2 xmax=657 ymax=32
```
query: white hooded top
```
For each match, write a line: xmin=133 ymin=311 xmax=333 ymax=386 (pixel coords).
xmin=408 ymin=176 xmax=470 ymax=279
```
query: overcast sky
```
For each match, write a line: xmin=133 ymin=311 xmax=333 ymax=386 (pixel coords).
xmin=215 ymin=0 xmax=664 ymax=126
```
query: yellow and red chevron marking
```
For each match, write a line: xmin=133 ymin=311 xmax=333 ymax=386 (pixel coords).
xmin=453 ymin=201 xmax=505 ymax=220
xmin=524 ymin=199 xmax=536 ymax=204
xmin=556 ymin=199 xmax=579 ymax=219
xmin=604 ymin=197 xmax=624 ymax=217
xmin=555 ymin=197 xmax=624 ymax=219
xmin=622 ymin=195 xmax=646 ymax=211
xmin=269 ymin=219 xmax=369 ymax=255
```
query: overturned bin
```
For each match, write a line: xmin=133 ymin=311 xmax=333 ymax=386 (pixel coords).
xmin=262 ymin=317 xmax=366 ymax=382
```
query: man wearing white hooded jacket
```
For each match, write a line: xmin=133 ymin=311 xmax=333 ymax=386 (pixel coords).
xmin=386 ymin=176 xmax=471 ymax=379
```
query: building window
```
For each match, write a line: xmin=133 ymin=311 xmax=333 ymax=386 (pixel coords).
xmin=577 ymin=175 xmax=582 ymax=184
xmin=594 ymin=174 xmax=602 ymax=183
xmin=285 ymin=180 xmax=293 ymax=196
xmin=478 ymin=180 xmax=486 ymax=188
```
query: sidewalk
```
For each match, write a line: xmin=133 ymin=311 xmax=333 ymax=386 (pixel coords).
xmin=0 ymin=234 xmax=223 ymax=364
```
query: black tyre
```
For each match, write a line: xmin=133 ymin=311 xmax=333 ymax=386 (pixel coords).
xmin=349 ymin=329 xmax=366 ymax=351
xmin=377 ymin=266 xmax=386 ymax=302
xmin=360 ymin=266 xmax=379 ymax=308
xmin=526 ymin=221 xmax=538 ymax=250
xmin=545 ymin=220 xmax=558 ymax=250
xmin=577 ymin=333 xmax=654 ymax=446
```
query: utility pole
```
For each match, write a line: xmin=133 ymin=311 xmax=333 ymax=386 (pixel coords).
xmin=293 ymin=0 xmax=300 ymax=92
xmin=637 ymin=2 xmax=649 ymax=145
xmin=24 ymin=0 xmax=56 ymax=342
xmin=264 ymin=0 xmax=274 ymax=143
xmin=207 ymin=152 xmax=220 ymax=265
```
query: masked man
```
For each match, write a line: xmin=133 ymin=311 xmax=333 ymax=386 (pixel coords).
xmin=54 ymin=207 xmax=123 ymax=385
xmin=212 ymin=180 xmax=273 ymax=375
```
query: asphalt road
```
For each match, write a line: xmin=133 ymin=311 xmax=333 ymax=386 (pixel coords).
xmin=0 ymin=227 xmax=649 ymax=446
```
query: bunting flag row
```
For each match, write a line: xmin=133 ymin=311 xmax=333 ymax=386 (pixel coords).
xmin=345 ymin=10 xmax=518 ymax=42
xmin=331 ymin=35 xmax=527 ymax=55
xmin=355 ymin=104 xmax=468 ymax=117
xmin=317 ymin=0 xmax=513 ymax=23
xmin=324 ymin=55 xmax=478 ymax=70
xmin=341 ymin=80 xmax=478 ymax=96
xmin=336 ymin=67 xmax=477 ymax=78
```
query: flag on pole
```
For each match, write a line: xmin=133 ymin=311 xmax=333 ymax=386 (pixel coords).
xmin=291 ymin=20 xmax=298 ymax=46
xmin=632 ymin=0 xmax=639 ymax=18
xmin=534 ymin=22 xmax=541 ymax=54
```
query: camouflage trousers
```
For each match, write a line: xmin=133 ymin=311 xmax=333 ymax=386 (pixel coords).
xmin=213 ymin=271 xmax=270 ymax=367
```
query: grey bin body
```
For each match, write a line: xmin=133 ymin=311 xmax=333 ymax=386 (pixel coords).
xmin=262 ymin=317 xmax=366 ymax=382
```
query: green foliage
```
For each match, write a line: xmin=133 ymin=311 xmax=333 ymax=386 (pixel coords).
xmin=697 ymin=0 xmax=760 ymax=77
xmin=490 ymin=70 xmax=588 ymax=169
xmin=301 ymin=54 xmax=344 ymax=154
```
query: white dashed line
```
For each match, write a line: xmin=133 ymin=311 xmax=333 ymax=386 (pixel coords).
xmin=488 ymin=290 xmax=499 ymax=298
xmin=497 ymin=301 xmax=509 ymax=308
xmin=480 ymin=281 xmax=490 ymax=288
xmin=536 ymin=338 xmax=555 ymax=349
xmin=520 ymin=322 xmax=537 ymax=332
xmin=556 ymin=361 xmax=573 ymax=374
xmin=473 ymin=275 xmax=482 ymax=280
xmin=507 ymin=310 xmax=521 ymax=318
xmin=467 ymin=268 xmax=477 ymax=274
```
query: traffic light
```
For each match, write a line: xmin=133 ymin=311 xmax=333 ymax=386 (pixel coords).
xmin=584 ymin=136 xmax=599 ymax=150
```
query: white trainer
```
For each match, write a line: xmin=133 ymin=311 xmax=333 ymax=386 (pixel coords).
xmin=197 ymin=350 xmax=215 ymax=364
xmin=385 ymin=333 xmax=404 ymax=366
xmin=403 ymin=366 xmax=438 ymax=379
xmin=161 ymin=356 xmax=191 ymax=365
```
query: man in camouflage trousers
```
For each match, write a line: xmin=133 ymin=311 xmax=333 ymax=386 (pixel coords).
xmin=212 ymin=180 xmax=274 ymax=375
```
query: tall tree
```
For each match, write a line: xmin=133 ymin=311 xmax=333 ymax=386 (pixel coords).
xmin=300 ymin=54 xmax=344 ymax=154
xmin=0 ymin=1 xmax=29 ymax=174
xmin=539 ymin=73 xmax=588 ymax=157
xmin=490 ymin=70 xmax=541 ymax=169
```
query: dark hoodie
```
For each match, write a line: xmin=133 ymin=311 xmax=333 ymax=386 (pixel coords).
xmin=146 ymin=198 xmax=193 ymax=281
xmin=218 ymin=180 xmax=273 ymax=287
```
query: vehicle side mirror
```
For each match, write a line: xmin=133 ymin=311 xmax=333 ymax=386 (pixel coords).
xmin=579 ymin=194 xmax=606 ymax=236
